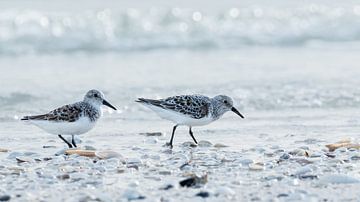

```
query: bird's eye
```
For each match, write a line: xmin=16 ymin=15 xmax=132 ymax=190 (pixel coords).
xmin=94 ymin=94 xmax=98 ymax=98
xmin=224 ymin=100 xmax=228 ymax=104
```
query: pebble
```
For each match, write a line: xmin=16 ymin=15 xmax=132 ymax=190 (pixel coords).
xmin=57 ymin=174 xmax=70 ymax=180
xmin=43 ymin=145 xmax=56 ymax=148
xmin=159 ymin=170 xmax=171 ymax=175
xmin=179 ymin=174 xmax=207 ymax=187
xmin=7 ymin=152 xmax=23 ymax=159
xmin=181 ymin=142 xmax=197 ymax=148
xmin=274 ymin=149 xmax=285 ymax=153
xmin=59 ymin=165 xmax=76 ymax=173
xmin=249 ymin=163 xmax=264 ymax=171
xmin=289 ymin=149 xmax=307 ymax=156
xmin=139 ymin=132 xmax=162 ymax=136
xmin=264 ymin=152 xmax=275 ymax=157
xmin=15 ymin=156 xmax=34 ymax=163
xmin=325 ymin=153 xmax=336 ymax=158
xmin=238 ymin=159 xmax=254 ymax=166
xmin=299 ymin=175 xmax=318 ymax=180
xmin=159 ymin=184 xmax=173 ymax=190
xmin=0 ymin=195 xmax=10 ymax=201
xmin=127 ymin=158 xmax=142 ymax=166
xmin=277 ymin=193 xmax=288 ymax=198
xmin=292 ymin=158 xmax=313 ymax=166
xmin=251 ymin=147 xmax=265 ymax=153
xmin=144 ymin=137 xmax=158 ymax=144
xmin=128 ymin=181 xmax=139 ymax=187
xmin=196 ymin=191 xmax=210 ymax=198
xmin=122 ymin=189 xmax=145 ymax=201
xmin=198 ymin=140 xmax=213 ymax=147
xmin=350 ymin=155 xmax=360 ymax=161
xmin=310 ymin=152 xmax=322 ymax=158
xmin=214 ymin=143 xmax=228 ymax=148
xmin=279 ymin=153 xmax=291 ymax=160
xmin=264 ymin=175 xmax=283 ymax=181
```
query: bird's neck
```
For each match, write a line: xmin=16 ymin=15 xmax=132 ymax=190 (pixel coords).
xmin=211 ymin=100 xmax=225 ymax=120
xmin=83 ymin=101 xmax=102 ymax=121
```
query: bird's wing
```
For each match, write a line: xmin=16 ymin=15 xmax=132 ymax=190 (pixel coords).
xmin=21 ymin=103 xmax=82 ymax=122
xmin=137 ymin=95 xmax=210 ymax=119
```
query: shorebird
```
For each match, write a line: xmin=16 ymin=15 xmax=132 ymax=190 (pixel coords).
xmin=21 ymin=89 xmax=117 ymax=148
xmin=136 ymin=95 xmax=244 ymax=148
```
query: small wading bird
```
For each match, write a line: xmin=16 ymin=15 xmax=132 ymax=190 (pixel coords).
xmin=21 ymin=90 xmax=117 ymax=148
xmin=136 ymin=94 xmax=244 ymax=148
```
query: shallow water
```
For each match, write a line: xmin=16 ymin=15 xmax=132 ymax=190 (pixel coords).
xmin=1 ymin=0 xmax=360 ymax=201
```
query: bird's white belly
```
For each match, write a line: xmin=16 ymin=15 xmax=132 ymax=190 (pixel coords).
xmin=30 ymin=117 xmax=96 ymax=135
xmin=148 ymin=105 xmax=213 ymax=126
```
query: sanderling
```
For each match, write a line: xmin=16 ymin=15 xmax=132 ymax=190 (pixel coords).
xmin=136 ymin=94 xmax=244 ymax=148
xmin=21 ymin=89 xmax=117 ymax=148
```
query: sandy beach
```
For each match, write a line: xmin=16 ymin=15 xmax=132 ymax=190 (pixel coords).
xmin=1 ymin=0 xmax=360 ymax=201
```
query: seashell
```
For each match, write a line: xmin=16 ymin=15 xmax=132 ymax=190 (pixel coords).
xmin=248 ymin=162 xmax=264 ymax=171
xmin=326 ymin=139 xmax=360 ymax=152
xmin=0 ymin=148 xmax=9 ymax=153
xmin=65 ymin=149 xmax=95 ymax=157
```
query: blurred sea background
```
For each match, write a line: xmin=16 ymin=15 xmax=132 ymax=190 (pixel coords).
xmin=2 ymin=1 xmax=360 ymax=201
xmin=1 ymin=0 xmax=360 ymax=149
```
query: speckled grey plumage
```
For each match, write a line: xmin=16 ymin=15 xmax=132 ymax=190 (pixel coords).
xmin=21 ymin=102 xmax=101 ymax=122
xmin=137 ymin=94 xmax=239 ymax=120
xmin=137 ymin=95 xmax=211 ymax=119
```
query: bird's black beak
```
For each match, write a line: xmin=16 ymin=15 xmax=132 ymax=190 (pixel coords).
xmin=231 ymin=107 xmax=244 ymax=118
xmin=102 ymin=99 xmax=117 ymax=110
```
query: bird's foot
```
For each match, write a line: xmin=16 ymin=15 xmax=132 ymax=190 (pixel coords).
xmin=164 ymin=142 xmax=173 ymax=149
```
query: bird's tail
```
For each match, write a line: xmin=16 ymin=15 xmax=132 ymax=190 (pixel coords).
xmin=20 ymin=114 xmax=46 ymax=121
xmin=135 ymin=98 xmax=148 ymax=103
xmin=135 ymin=98 xmax=163 ymax=108
xmin=21 ymin=116 xmax=30 ymax=121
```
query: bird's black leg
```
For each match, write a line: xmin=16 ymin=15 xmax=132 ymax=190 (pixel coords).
xmin=189 ymin=127 xmax=198 ymax=144
xmin=58 ymin=135 xmax=72 ymax=148
xmin=71 ymin=135 xmax=77 ymax=148
xmin=169 ymin=125 xmax=178 ymax=148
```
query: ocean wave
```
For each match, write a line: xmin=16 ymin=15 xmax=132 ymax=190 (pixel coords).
xmin=0 ymin=93 xmax=38 ymax=106
xmin=232 ymin=82 xmax=360 ymax=110
xmin=1 ymin=5 xmax=360 ymax=54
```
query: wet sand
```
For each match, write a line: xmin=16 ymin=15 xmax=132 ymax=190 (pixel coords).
xmin=1 ymin=108 xmax=360 ymax=201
